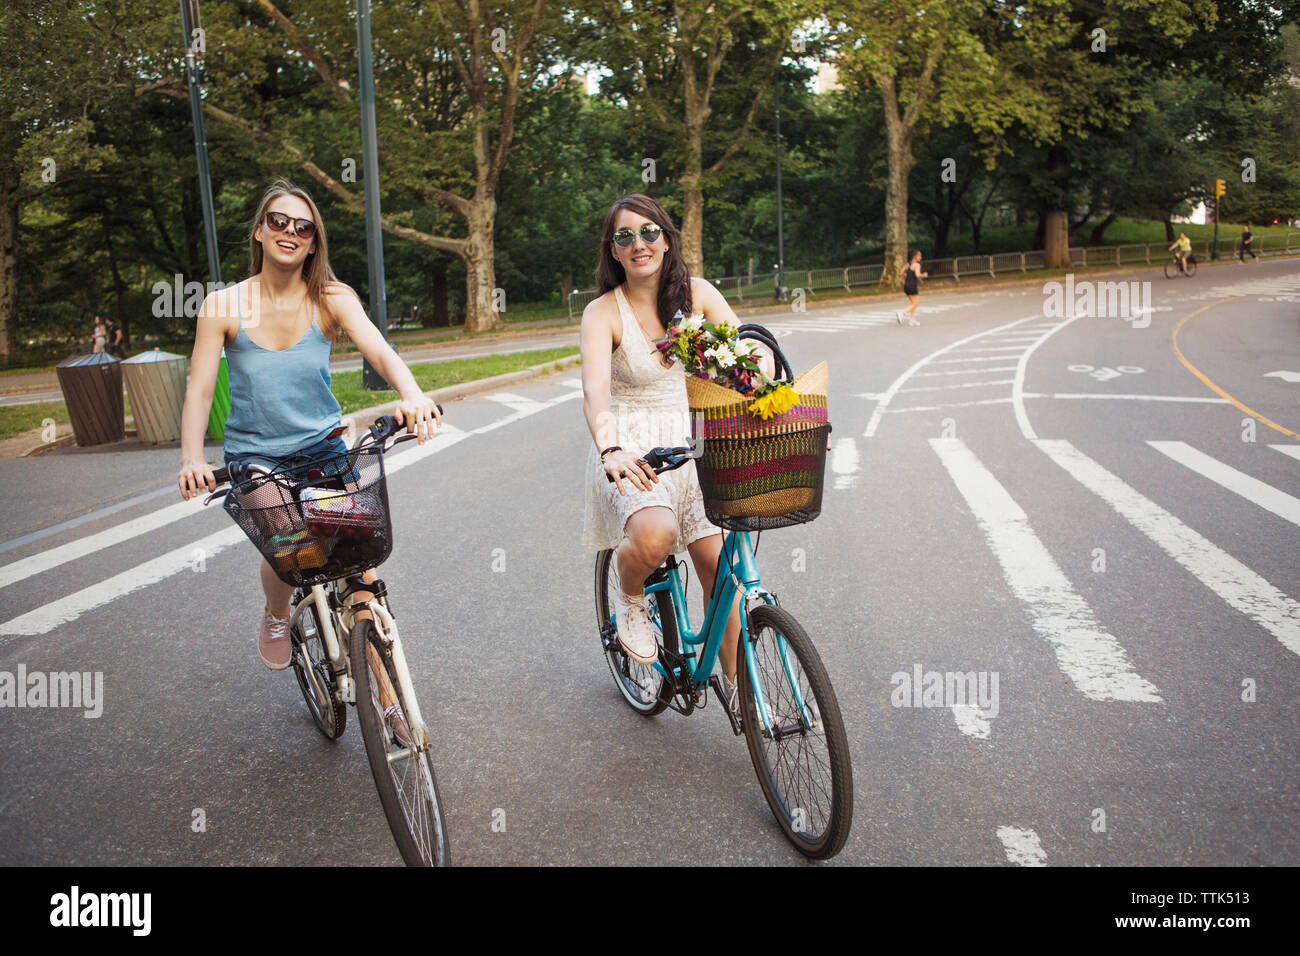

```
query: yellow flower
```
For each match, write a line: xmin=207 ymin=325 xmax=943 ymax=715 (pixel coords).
xmin=747 ymin=385 xmax=799 ymax=419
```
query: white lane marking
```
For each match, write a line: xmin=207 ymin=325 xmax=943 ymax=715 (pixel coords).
xmin=912 ymin=367 xmax=1020 ymax=377
xmin=928 ymin=355 xmax=1029 ymax=365
xmin=899 ymin=380 xmax=1015 ymax=394
xmin=1147 ymin=441 xmax=1300 ymax=527
xmin=484 ymin=391 xmax=547 ymax=413
xmin=951 ymin=705 xmax=993 ymax=739
xmin=830 ymin=438 xmax=860 ymax=490
xmin=964 ymin=346 xmax=1035 ymax=352
xmin=472 ymin=389 xmax=581 ymax=433
xmin=1036 ymin=439 xmax=1300 ymax=656
xmin=864 ymin=315 xmax=1040 ymax=436
xmin=930 ymin=438 xmax=1161 ymax=702
xmin=887 ymin=398 xmax=1016 ymax=413
xmin=0 ymin=484 xmax=176 ymax=556
xmin=1269 ymin=444 xmax=1300 ymax=462
xmin=0 ymin=496 xmax=212 ymax=591
xmin=996 ymin=826 xmax=1047 ymax=867
xmin=1038 ymin=394 xmax=1231 ymax=403
xmin=1013 ymin=315 xmax=1082 ymax=439
xmin=0 ymin=525 xmax=247 ymax=638
xmin=562 ymin=378 xmax=584 ymax=388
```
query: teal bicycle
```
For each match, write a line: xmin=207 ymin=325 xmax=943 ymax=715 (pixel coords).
xmin=594 ymin=443 xmax=853 ymax=859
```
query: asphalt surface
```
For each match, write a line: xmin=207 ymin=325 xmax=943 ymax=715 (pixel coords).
xmin=0 ymin=257 xmax=1296 ymax=866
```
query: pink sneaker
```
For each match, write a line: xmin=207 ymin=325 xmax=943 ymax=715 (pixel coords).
xmin=258 ymin=608 xmax=293 ymax=670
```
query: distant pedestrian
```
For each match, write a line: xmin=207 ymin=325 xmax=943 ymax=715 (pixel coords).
xmin=896 ymin=250 xmax=928 ymax=327
xmin=1239 ymin=223 xmax=1257 ymax=263
xmin=92 ymin=316 xmax=107 ymax=353
xmin=104 ymin=317 xmax=124 ymax=358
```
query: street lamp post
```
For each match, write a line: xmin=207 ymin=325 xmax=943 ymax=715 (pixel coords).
xmin=356 ymin=0 xmax=389 ymax=390
xmin=774 ymin=81 xmax=785 ymax=301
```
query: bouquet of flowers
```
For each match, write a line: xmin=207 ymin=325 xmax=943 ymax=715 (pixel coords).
xmin=654 ymin=311 xmax=799 ymax=419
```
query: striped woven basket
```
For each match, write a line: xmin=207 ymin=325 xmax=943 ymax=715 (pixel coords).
xmin=686 ymin=361 xmax=830 ymax=530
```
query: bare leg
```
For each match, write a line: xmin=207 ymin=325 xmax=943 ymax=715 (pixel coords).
xmin=687 ymin=533 xmax=741 ymax=682
xmin=615 ymin=506 xmax=677 ymax=601
xmin=260 ymin=559 xmax=295 ymax=618
xmin=904 ymin=293 xmax=920 ymax=322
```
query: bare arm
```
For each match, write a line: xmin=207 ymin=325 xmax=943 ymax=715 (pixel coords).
xmin=178 ymin=289 xmax=234 ymax=499
xmin=580 ymin=295 xmax=655 ymax=494
xmin=325 ymin=285 xmax=442 ymax=442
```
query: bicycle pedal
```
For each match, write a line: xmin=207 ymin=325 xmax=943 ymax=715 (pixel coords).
xmin=708 ymin=676 xmax=744 ymax=737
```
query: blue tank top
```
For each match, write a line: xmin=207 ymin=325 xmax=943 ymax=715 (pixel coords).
xmin=222 ymin=284 xmax=342 ymax=457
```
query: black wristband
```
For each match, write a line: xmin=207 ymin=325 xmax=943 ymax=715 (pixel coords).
xmin=599 ymin=445 xmax=622 ymax=460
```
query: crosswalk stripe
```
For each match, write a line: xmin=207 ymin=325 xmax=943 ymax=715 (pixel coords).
xmin=930 ymin=438 xmax=1161 ymax=702
xmin=1148 ymin=441 xmax=1300 ymax=527
xmin=996 ymin=826 xmax=1047 ymax=867
xmin=929 ymin=355 xmax=1028 ymax=365
xmin=899 ymin=379 xmax=1014 ymax=393
xmin=1269 ymin=444 xmax=1300 ymax=462
xmin=1035 ymin=439 xmax=1300 ymax=656
xmin=913 ymin=367 xmax=1020 ymax=377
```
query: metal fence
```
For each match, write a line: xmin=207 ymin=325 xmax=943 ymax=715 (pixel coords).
xmin=567 ymin=233 xmax=1300 ymax=316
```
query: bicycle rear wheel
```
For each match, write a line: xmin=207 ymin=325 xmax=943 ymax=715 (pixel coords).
xmin=595 ymin=549 xmax=678 ymax=716
xmin=1185 ymin=256 xmax=1198 ymax=276
xmin=738 ymin=605 xmax=852 ymax=859
xmin=351 ymin=617 xmax=450 ymax=866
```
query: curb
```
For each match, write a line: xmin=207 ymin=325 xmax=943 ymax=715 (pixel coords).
xmin=340 ymin=354 xmax=583 ymax=425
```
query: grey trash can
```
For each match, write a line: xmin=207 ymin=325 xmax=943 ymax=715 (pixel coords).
xmin=55 ymin=352 xmax=124 ymax=447
xmin=122 ymin=348 xmax=188 ymax=445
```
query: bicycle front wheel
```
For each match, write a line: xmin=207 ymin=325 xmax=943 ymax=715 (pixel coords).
xmin=351 ymin=617 xmax=450 ymax=866
xmin=594 ymin=548 xmax=678 ymax=716
xmin=738 ymin=605 xmax=853 ymax=859
xmin=1164 ymin=259 xmax=1178 ymax=279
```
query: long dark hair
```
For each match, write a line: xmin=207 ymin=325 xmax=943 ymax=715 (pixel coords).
xmin=595 ymin=194 xmax=692 ymax=325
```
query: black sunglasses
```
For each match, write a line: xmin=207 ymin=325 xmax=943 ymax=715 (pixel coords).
xmin=264 ymin=210 xmax=317 ymax=240
xmin=610 ymin=224 xmax=664 ymax=248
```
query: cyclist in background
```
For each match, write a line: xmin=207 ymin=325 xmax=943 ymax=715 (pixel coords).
xmin=1168 ymin=232 xmax=1192 ymax=274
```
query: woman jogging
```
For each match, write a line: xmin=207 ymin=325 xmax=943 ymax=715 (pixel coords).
xmin=579 ymin=194 xmax=747 ymax=712
xmin=175 ymin=180 xmax=440 ymax=683
xmin=896 ymin=250 xmax=928 ymax=326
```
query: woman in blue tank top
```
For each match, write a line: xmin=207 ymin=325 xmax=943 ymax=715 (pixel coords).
xmin=176 ymin=180 xmax=440 ymax=688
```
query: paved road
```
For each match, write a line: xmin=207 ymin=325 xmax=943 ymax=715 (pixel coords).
xmin=0 ymin=259 xmax=1297 ymax=865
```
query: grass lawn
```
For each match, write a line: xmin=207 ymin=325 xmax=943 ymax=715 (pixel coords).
xmin=327 ymin=346 xmax=579 ymax=415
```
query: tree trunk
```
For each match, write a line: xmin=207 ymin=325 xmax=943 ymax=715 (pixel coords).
xmin=679 ymin=172 xmax=705 ymax=278
xmin=432 ymin=260 xmax=448 ymax=327
xmin=462 ymin=196 xmax=504 ymax=332
xmin=881 ymin=134 xmax=915 ymax=292
xmin=1044 ymin=210 xmax=1070 ymax=269
xmin=1162 ymin=217 xmax=1175 ymax=242
xmin=1044 ymin=146 xmax=1071 ymax=269
xmin=1032 ymin=210 xmax=1046 ymax=250
xmin=1088 ymin=211 xmax=1117 ymax=245
xmin=0 ymin=169 xmax=16 ymax=366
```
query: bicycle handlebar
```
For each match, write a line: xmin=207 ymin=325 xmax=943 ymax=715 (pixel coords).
xmin=204 ymin=408 xmax=443 ymax=499
xmin=604 ymin=444 xmax=698 ymax=482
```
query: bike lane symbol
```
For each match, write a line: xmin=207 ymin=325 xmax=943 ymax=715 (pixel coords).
xmin=1068 ymin=364 xmax=1144 ymax=382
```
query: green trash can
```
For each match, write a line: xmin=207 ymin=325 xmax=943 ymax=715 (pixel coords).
xmin=55 ymin=352 xmax=125 ymax=446
xmin=122 ymin=348 xmax=188 ymax=445
xmin=207 ymin=349 xmax=230 ymax=441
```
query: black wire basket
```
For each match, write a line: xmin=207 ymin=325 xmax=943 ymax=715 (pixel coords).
xmin=222 ymin=444 xmax=393 ymax=587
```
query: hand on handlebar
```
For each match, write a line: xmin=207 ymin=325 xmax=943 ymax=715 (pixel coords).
xmin=393 ymin=395 xmax=442 ymax=444
xmin=178 ymin=459 xmax=216 ymax=501
xmin=604 ymin=449 xmax=658 ymax=496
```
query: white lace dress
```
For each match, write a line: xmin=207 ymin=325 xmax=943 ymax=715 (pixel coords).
xmin=582 ymin=285 xmax=718 ymax=553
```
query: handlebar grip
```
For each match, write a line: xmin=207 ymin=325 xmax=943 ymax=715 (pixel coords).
xmin=212 ymin=466 xmax=230 ymax=485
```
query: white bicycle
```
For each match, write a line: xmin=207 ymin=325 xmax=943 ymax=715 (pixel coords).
xmin=207 ymin=414 xmax=449 ymax=866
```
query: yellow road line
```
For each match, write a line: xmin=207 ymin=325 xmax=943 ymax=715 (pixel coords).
xmin=1171 ymin=298 xmax=1299 ymax=440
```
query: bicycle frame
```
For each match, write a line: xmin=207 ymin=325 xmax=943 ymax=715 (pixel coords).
xmin=643 ymin=530 xmax=813 ymax=735
xmin=290 ymin=581 xmax=431 ymax=752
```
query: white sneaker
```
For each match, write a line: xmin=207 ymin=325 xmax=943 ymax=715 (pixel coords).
xmin=615 ymin=590 xmax=659 ymax=665
xmin=895 ymin=311 xmax=904 ymax=325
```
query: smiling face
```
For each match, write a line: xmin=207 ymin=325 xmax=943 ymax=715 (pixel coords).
xmin=254 ymin=193 xmax=317 ymax=271
xmin=610 ymin=208 xmax=667 ymax=280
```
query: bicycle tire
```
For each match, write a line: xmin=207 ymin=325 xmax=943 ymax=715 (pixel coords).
xmin=738 ymin=604 xmax=853 ymax=859
xmin=351 ymin=617 xmax=450 ymax=866
xmin=1164 ymin=260 xmax=1178 ymax=279
xmin=595 ymin=549 xmax=679 ymax=716
xmin=289 ymin=597 xmax=346 ymax=740
xmin=1185 ymin=256 xmax=1198 ymax=276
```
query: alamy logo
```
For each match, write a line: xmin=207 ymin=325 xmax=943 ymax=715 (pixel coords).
xmin=0 ymin=665 xmax=103 ymax=718
xmin=152 ymin=275 xmax=239 ymax=319
xmin=890 ymin=664 xmax=999 ymax=717
xmin=1042 ymin=274 xmax=1151 ymax=328
xmin=50 ymin=886 xmax=151 ymax=936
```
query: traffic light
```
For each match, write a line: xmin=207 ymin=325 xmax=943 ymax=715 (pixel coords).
xmin=1215 ymin=178 xmax=1226 ymax=198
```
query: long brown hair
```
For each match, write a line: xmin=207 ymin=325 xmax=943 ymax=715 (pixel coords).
xmin=595 ymin=193 xmax=692 ymax=325
xmin=248 ymin=180 xmax=351 ymax=331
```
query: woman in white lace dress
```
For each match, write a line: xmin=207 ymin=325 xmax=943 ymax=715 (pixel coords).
xmin=580 ymin=194 xmax=748 ymax=709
